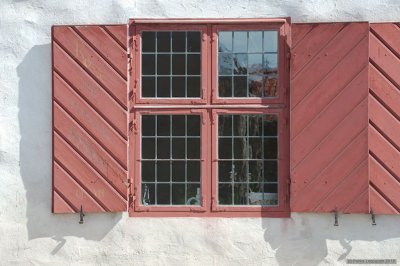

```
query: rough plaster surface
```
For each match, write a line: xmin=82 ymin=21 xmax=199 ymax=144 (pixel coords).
xmin=1 ymin=0 xmax=400 ymax=265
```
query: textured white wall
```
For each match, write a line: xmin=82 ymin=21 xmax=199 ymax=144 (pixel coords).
xmin=1 ymin=0 xmax=400 ymax=265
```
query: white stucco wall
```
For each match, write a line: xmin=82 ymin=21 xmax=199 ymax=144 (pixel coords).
xmin=1 ymin=0 xmax=400 ymax=265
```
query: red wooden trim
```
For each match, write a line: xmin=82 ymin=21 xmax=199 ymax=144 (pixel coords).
xmin=130 ymin=18 xmax=290 ymax=24
xmin=133 ymin=24 xmax=208 ymax=105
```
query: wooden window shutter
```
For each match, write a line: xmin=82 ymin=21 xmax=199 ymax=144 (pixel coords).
xmin=52 ymin=25 xmax=129 ymax=213
xmin=369 ymin=23 xmax=400 ymax=214
xmin=290 ymin=22 xmax=370 ymax=213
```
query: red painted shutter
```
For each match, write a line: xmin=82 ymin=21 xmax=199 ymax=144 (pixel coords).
xmin=52 ymin=25 xmax=128 ymax=213
xmin=369 ymin=23 xmax=400 ymax=214
xmin=290 ymin=22 xmax=370 ymax=213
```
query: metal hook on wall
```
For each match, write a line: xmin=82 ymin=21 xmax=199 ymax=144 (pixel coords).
xmin=79 ymin=205 xmax=85 ymax=224
xmin=371 ymin=209 xmax=377 ymax=226
xmin=334 ymin=208 xmax=339 ymax=226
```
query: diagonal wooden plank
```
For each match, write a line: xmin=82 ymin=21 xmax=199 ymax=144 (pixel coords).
xmin=104 ymin=25 xmax=127 ymax=50
xmin=370 ymin=185 xmax=399 ymax=214
xmin=291 ymin=24 xmax=314 ymax=49
xmin=370 ymin=23 xmax=400 ymax=58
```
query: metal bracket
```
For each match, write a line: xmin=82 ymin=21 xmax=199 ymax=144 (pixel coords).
xmin=333 ymin=209 xmax=339 ymax=226
xmin=371 ymin=209 xmax=377 ymax=226
xmin=79 ymin=205 xmax=85 ymax=224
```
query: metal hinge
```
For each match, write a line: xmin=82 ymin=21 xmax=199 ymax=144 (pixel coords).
xmin=128 ymin=52 xmax=132 ymax=73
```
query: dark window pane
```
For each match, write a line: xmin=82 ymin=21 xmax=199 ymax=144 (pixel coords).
xmin=233 ymin=161 xmax=246 ymax=182
xmin=248 ymin=161 xmax=263 ymax=182
xmin=157 ymin=32 xmax=170 ymax=52
xmin=142 ymin=77 xmax=155 ymax=97
xmin=142 ymin=183 xmax=155 ymax=205
xmin=218 ymin=138 xmax=232 ymax=159
xmin=248 ymin=54 xmax=263 ymax=74
xmin=142 ymin=161 xmax=155 ymax=182
xmin=234 ymin=183 xmax=247 ymax=205
xmin=248 ymin=75 xmax=263 ymax=97
xmin=172 ymin=184 xmax=185 ymax=205
xmin=187 ymin=161 xmax=200 ymax=182
xmin=157 ymin=77 xmax=170 ymax=97
xmin=172 ymin=54 xmax=185 ymax=75
xmin=249 ymin=115 xmax=262 ymax=136
xmin=218 ymin=76 xmax=232 ymax=97
xmin=157 ymin=116 xmax=170 ymax=136
xmin=187 ymin=77 xmax=200 ymax=97
xmin=142 ymin=54 xmax=155 ymax=75
xmin=172 ymin=138 xmax=185 ymax=159
xmin=263 ymin=72 xmax=278 ymax=97
xmin=218 ymin=53 xmax=232 ymax=75
xmin=264 ymin=115 xmax=278 ymax=136
xmin=248 ymin=31 xmax=262 ymax=52
xmin=142 ymin=115 xmax=155 ymax=136
xmin=187 ymin=116 xmax=200 ymax=136
xmin=187 ymin=138 xmax=200 ymax=159
xmin=218 ymin=115 xmax=232 ymax=136
xmin=187 ymin=184 xmax=200 ymax=205
xmin=157 ymin=54 xmax=170 ymax=75
xmin=187 ymin=31 xmax=200 ymax=52
xmin=264 ymin=183 xmax=278 ymax=193
xmin=218 ymin=184 xmax=232 ymax=205
xmin=218 ymin=31 xmax=232 ymax=52
xmin=157 ymin=184 xmax=170 ymax=204
xmin=264 ymin=138 xmax=278 ymax=159
xmin=142 ymin=32 xmax=155 ymax=52
xmin=157 ymin=138 xmax=170 ymax=159
xmin=187 ymin=54 xmax=200 ymax=75
xmin=233 ymin=53 xmax=247 ymax=74
xmin=172 ymin=32 xmax=185 ymax=52
xmin=234 ymin=138 xmax=246 ymax=159
xmin=172 ymin=77 xmax=185 ymax=97
xmin=233 ymin=31 xmax=247 ymax=52
xmin=172 ymin=116 xmax=185 ymax=136
xmin=172 ymin=161 xmax=185 ymax=182
xmin=233 ymin=76 xmax=247 ymax=97
xmin=233 ymin=115 xmax=247 ymax=136
xmin=157 ymin=161 xmax=170 ymax=182
xmin=249 ymin=137 xmax=262 ymax=159
xmin=264 ymin=161 xmax=277 ymax=182
xmin=218 ymin=161 xmax=232 ymax=182
xmin=142 ymin=138 xmax=155 ymax=159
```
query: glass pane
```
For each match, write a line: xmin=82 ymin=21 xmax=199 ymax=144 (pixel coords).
xmin=248 ymin=75 xmax=263 ymax=97
xmin=142 ymin=77 xmax=155 ymax=97
xmin=157 ymin=161 xmax=170 ymax=182
xmin=172 ymin=161 xmax=185 ymax=182
xmin=157 ymin=77 xmax=170 ymax=97
xmin=157 ymin=54 xmax=170 ymax=75
xmin=233 ymin=76 xmax=247 ymax=97
xmin=187 ymin=183 xmax=201 ymax=205
xmin=172 ymin=138 xmax=185 ymax=159
xmin=219 ymin=76 xmax=232 ymax=97
xmin=157 ymin=116 xmax=170 ymax=136
xmin=264 ymin=73 xmax=278 ymax=97
xmin=217 ymin=114 xmax=279 ymax=206
xmin=187 ymin=31 xmax=201 ymax=52
xmin=157 ymin=32 xmax=170 ymax=52
xmin=264 ymin=31 xmax=278 ymax=52
xmin=218 ymin=53 xmax=232 ymax=75
xmin=157 ymin=184 xmax=170 ymax=204
xmin=233 ymin=31 xmax=247 ymax=52
xmin=187 ymin=138 xmax=200 ymax=159
xmin=172 ymin=77 xmax=185 ymax=97
xmin=233 ymin=54 xmax=247 ymax=74
xmin=248 ymin=31 xmax=262 ymax=52
xmin=218 ymin=31 xmax=232 ymax=52
xmin=142 ymin=138 xmax=155 ymax=159
xmin=187 ymin=116 xmax=200 ymax=136
xmin=172 ymin=54 xmax=185 ymax=75
xmin=142 ymin=32 xmax=155 ymax=52
xmin=172 ymin=32 xmax=185 ymax=52
xmin=142 ymin=161 xmax=155 ymax=182
xmin=187 ymin=77 xmax=200 ymax=97
xmin=172 ymin=184 xmax=185 ymax=204
xmin=142 ymin=115 xmax=155 ymax=136
xmin=172 ymin=116 xmax=185 ymax=136
xmin=142 ymin=54 xmax=155 ymax=75
xmin=187 ymin=54 xmax=200 ymax=75
xmin=248 ymin=54 xmax=263 ymax=74
xmin=142 ymin=183 xmax=155 ymax=205
xmin=264 ymin=53 xmax=278 ymax=71
xmin=187 ymin=161 xmax=200 ymax=182
xmin=157 ymin=138 xmax=170 ymax=159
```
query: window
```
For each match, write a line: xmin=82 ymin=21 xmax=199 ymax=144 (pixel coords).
xmin=130 ymin=19 xmax=290 ymax=217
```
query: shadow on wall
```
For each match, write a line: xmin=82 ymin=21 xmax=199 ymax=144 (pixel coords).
xmin=17 ymin=44 xmax=122 ymax=254
xmin=262 ymin=213 xmax=400 ymax=265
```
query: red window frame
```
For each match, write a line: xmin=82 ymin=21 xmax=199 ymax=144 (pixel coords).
xmin=129 ymin=18 xmax=290 ymax=217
